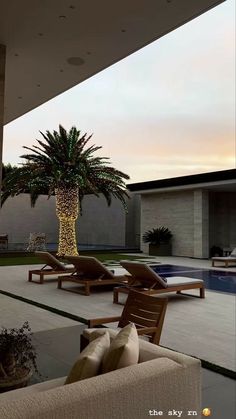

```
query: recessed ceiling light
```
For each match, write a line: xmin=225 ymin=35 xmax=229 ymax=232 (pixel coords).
xmin=67 ymin=57 xmax=85 ymax=66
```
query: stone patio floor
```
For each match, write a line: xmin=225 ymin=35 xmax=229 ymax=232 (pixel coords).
xmin=0 ymin=255 xmax=235 ymax=372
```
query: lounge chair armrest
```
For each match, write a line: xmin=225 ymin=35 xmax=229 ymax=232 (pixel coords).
xmin=125 ymin=275 xmax=137 ymax=285
xmin=88 ymin=316 xmax=121 ymax=327
xmin=116 ymin=276 xmax=129 ymax=283
xmin=137 ymin=327 xmax=157 ymax=335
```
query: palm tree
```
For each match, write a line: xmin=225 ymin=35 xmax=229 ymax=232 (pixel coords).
xmin=2 ymin=163 xmax=17 ymax=181
xmin=1 ymin=125 xmax=130 ymax=256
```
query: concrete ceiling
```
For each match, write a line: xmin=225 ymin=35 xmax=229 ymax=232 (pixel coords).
xmin=0 ymin=0 xmax=225 ymax=125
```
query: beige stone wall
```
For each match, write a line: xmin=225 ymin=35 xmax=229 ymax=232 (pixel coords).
xmin=140 ymin=190 xmax=194 ymax=256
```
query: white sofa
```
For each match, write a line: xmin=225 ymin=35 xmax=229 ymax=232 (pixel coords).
xmin=0 ymin=337 xmax=201 ymax=419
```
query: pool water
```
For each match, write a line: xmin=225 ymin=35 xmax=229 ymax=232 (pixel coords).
xmin=151 ymin=264 xmax=236 ymax=294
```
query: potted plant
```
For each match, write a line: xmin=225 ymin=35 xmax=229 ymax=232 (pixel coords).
xmin=209 ymin=246 xmax=223 ymax=258
xmin=143 ymin=226 xmax=173 ymax=256
xmin=0 ymin=322 xmax=39 ymax=393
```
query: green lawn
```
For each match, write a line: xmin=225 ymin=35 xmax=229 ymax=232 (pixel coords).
xmin=0 ymin=252 xmax=147 ymax=266
xmin=0 ymin=256 xmax=40 ymax=266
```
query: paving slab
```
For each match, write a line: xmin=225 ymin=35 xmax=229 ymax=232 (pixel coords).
xmin=0 ymin=293 xmax=80 ymax=332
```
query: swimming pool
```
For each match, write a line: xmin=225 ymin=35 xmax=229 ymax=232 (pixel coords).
xmin=150 ymin=264 xmax=236 ymax=294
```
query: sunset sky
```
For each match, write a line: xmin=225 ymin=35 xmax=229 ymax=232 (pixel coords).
xmin=3 ymin=0 xmax=235 ymax=184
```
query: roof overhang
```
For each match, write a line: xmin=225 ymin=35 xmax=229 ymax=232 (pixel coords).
xmin=0 ymin=0 xmax=225 ymax=124
xmin=129 ymin=179 xmax=236 ymax=195
xmin=127 ymin=169 xmax=236 ymax=194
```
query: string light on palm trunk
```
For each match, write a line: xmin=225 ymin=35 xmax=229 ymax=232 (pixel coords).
xmin=55 ymin=187 xmax=79 ymax=256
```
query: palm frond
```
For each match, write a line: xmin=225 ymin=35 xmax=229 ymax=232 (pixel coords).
xmin=2 ymin=125 xmax=130 ymax=210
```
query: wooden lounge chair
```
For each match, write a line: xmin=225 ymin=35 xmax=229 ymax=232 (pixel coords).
xmin=57 ymin=256 xmax=127 ymax=296
xmin=113 ymin=260 xmax=205 ymax=304
xmin=81 ymin=289 xmax=168 ymax=350
xmin=212 ymin=248 xmax=236 ymax=267
xmin=28 ymin=251 xmax=75 ymax=284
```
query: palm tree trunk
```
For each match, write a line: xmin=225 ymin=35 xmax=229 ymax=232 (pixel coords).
xmin=55 ymin=187 xmax=79 ymax=256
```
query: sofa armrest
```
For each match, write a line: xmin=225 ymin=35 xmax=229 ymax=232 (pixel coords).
xmin=138 ymin=338 xmax=201 ymax=368
xmin=0 ymin=356 xmax=201 ymax=419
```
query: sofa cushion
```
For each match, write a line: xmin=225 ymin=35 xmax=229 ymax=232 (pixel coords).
xmin=102 ymin=323 xmax=139 ymax=373
xmin=65 ymin=332 xmax=110 ymax=384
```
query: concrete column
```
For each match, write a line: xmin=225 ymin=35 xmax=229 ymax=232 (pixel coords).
xmin=0 ymin=44 xmax=6 ymax=197
xmin=194 ymin=189 xmax=209 ymax=258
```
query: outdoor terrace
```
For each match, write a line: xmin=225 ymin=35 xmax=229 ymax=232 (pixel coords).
xmin=0 ymin=254 xmax=235 ymax=418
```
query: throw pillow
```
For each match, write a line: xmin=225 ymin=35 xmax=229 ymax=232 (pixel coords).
xmin=102 ymin=323 xmax=139 ymax=373
xmin=89 ymin=329 xmax=110 ymax=341
xmin=65 ymin=332 xmax=110 ymax=384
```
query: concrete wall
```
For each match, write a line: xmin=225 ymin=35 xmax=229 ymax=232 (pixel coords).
xmin=140 ymin=190 xmax=194 ymax=257
xmin=209 ymin=191 xmax=236 ymax=250
xmin=125 ymin=194 xmax=141 ymax=248
xmin=0 ymin=194 xmax=58 ymax=247
xmin=2 ymin=189 xmax=234 ymax=255
xmin=0 ymin=193 xmax=132 ymax=249
xmin=77 ymin=194 xmax=126 ymax=247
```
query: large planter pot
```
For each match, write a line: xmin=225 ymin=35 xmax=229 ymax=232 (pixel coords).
xmin=149 ymin=243 xmax=172 ymax=256
xmin=0 ymin=367 xmax=32 ymax=393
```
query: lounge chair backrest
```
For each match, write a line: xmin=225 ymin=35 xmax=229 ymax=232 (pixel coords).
xmin=66 ymin=256 xmax=114 ymax=279
xmin=35 ymin=251 xmax=66 ymax=271
xmin=120 ymin=261 xmax=167 ymax=289
xmin=118 ymin=290 xmax=168 ymax=344
xmin=230 ymin=248 xmax=236 ymax=257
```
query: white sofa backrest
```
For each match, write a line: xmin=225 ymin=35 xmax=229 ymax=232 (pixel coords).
xmin=0 ymin=340 xmax=201 ymax=419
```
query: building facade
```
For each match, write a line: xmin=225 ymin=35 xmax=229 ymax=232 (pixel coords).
xmin=1 ymin=169 xmax=235 ymax=258
xmin=128 ymin=169 xmax=236 ymax=258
